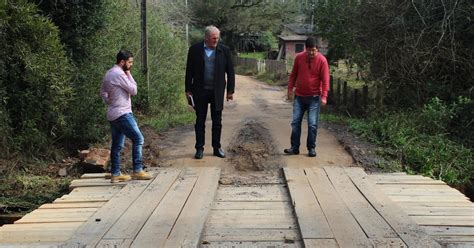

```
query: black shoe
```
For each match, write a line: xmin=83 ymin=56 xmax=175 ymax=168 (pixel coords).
xmin=195 ymin=148 xmax=204 ymax=159
xmin=213 ymin=148 xmax=225 ymax=158
xmin=284 ymin=148 xmax=299 ymax=155
xmin=308 ymin=148 xmax=316 ymax=157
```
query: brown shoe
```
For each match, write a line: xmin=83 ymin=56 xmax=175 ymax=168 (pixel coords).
xmin=111 ymin=174 xmax=131 ymax=183
xmin=132 ymin=171 xmax=153 ymax=180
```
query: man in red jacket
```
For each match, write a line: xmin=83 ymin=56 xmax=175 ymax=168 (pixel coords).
xmin=284 ymin=37 xmax=329 ymax=157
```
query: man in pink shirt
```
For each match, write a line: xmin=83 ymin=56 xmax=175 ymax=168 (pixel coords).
xmin=100 ymin=50 xmax=152 ymax=183
xmin=284 ymin=38 xmax=330 ymax=157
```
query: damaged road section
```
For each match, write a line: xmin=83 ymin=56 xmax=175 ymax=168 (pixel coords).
xmin=227 ymin=118 xmax=283 ymax=172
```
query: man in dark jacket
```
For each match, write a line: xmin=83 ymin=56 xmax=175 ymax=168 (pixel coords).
xmin=185 ymin=25 xmax=235 ymax=159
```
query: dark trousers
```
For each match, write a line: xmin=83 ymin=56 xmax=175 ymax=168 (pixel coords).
xmin=194 ymin=89 xmax=222 ymax=149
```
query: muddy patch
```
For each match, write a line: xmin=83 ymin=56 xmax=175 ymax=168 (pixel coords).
xmin=320 ymin=121 xmax=396 ymax=173
xmin=227 ymin=119 xmax=283 ymax=172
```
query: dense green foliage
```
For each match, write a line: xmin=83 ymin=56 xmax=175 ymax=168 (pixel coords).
xmin=0 ymin=1 xmax=188 ymax=156
xmin=0 ymin=1 xmax=188 ymax=211
xmin=0 ymin=1 xmax=73 ymax=156
xmin=189 ymin=0 xmax=298 ymax=51
xmin=314 ymin=0 xmax=472 ymax=192
xmin=324 ymin=98 xmax=473 ymax=190
xmin=314 ymin=0 xmax=473 ymax=107
xmin=0 ymin=173 xmax=70 ymax=211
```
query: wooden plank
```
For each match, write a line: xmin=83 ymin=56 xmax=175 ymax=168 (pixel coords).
xmin=204 ymin=219 xmax=298 ymax=229
xmin=375 ymin=181 xmax=446 ymax=185
xmin=397 ymin=202 xmax=473 ymax=207
xmin=69 ymin=185 xmax=121 ymax=193
xmin=80 ymin=173 xmax=109 ymax=179
xmin=371 ymin=238 xmax=407 ymax=248
xmin=411 ymin=216 xmax=474 ymax=226
xmin=370 ymin=175 xmax=432 ymax=180
xmin=54 ymin=195 xmax=115 ymax=202
xmin=216 ymin=185 xmax=289 ymax=202
xmin=0 ymin=230 xmax=73 ymax=242
xmin=129 ymin=171 xmax=198 ymax=247
xmin=212 ymin=201 xmax=291 ymax=210
xmin=283 ymin=168 xmax=333 ymax=240
xmin=379 ymin=184 xmax=458 ymax=190
xmin=388 ymin=195 xmax=470 ymax=203
xmin=422 ymin=226 xmax=474 ymax=236
xmin=96 ymin=238 xmax=133 ymax=248
xmin=14 ymin=214 xmax=93 ymax=224
xmin=164 ymin=167 xmax=221 ymax=248
xmin=436 ymin=236 xmax=474 ymax=242
xmin=0 ymin=222 xmax=82 ymax=231
xmin=53 ymin=198 xmax=108 ymax=203
xmin=23 ymin=208 xmax=96 ymax=215
xmin=101 ymin=168 xmax=181 ymax=240
xmin=402 ymin=207 xmax=474 ymax=216
xmin=379 ymin=186 xmax=462 ymax=192
xmin=69 ymin=178 xmax=127 ymax=189
xmin=324 ymin=166 xmax=398 ymax=239
xmin=0 ymin=244 xmax=62 ymax=248
xmin=303 ymin=239 xmax=339 ymax=248
xmin=38 ymin=202 xmax=104 ymax=209
xmin=345 ymin=167 xmax=442 ymax=248
xmin=209 ymin=209 xmax=294 ymax=218
xmin=306 ymin=167 xmax=372 ymax=247
xmin=207 ymin=212 xmax=295 ymax=223
xmin=61 ymin=170 xmax=160 ymax=247
xmin=0 ymin=223 xmax=82 ymax=243
xmin=381 ymin=189 xmax=466 ymax=197
xmin=201 ymin=228 xmax=301 ymax=242
xmin=446 ymin=243 xmax=474 ymax=248
xmin=200 ymin=241 xmax=303 ymax=248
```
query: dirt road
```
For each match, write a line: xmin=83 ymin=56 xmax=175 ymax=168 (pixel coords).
xmin=156 ymin=75 xmax=354 ymax=183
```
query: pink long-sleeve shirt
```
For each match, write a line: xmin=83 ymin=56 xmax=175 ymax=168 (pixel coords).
xmin=100 ymin=65 xmax=137 ymax=121
xmin=288 ymin=51 xmax=330 ymax=101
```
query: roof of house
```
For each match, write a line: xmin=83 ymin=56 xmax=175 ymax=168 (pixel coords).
xmin=284 ymin=24 xmax=314 ymax=35
xmin=278 ymin=35 xmax=308 ymax=41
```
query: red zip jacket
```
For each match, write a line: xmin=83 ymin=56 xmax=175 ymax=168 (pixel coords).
xmin=288 ymin=51 xmax=330 ymax=102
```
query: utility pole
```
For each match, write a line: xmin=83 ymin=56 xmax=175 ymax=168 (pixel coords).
xmin=141 ymin=0 xmax=149 ymax=104
xmin=185 ymin=0 xmax=189 ymax=46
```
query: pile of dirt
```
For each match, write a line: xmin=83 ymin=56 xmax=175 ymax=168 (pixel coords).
xmin=227 ymin=119 xmax=283 ymax=172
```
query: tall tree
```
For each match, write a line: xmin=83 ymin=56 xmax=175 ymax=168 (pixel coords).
xmin=189 ymin=0 xmax=300 ymax=50
xmin=314 ymin=0 xmax=473 ymax=107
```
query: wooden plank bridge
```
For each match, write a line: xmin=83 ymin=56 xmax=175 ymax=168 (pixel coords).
xmin=0 ymin=166 xmax=472 ymax=247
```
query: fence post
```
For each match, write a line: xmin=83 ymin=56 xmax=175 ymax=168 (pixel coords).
xmin=376 ymin=82 xmax=384 ymax=110
xmin=353 ymin=88 xmax=359 ymax=112
xmin=336 ymin=79 xmax=341 ymax=106
xmin=343 ymin=81 xmax=348 ymax=105
xmin=363 ymin=85 xmax=369 ymax=108
xmin=328 ymin=76 xmax=334 ymax=105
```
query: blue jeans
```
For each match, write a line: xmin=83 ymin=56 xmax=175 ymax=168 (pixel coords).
xmin=290 ymin=96 xmax=321 ymax=150
xmin=109 ymin=113 xmax=144 ymax=176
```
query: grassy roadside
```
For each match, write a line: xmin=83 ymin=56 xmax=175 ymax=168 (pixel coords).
xmin=143 ymin=111 xmax=195 ymax=132
xmin=0 ymin=159 xmax=72 ymax=215
xmin=0 ymin=110 xmax=195 ymax=219
xmin=321 ymin=108 xmax=473 ymax=198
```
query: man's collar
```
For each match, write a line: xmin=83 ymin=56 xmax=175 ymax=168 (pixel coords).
xmin=204 ymin=41 xmax=220 ymax=51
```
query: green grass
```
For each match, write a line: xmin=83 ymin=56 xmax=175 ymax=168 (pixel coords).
xmin=255 ymin=71 xmax=287 ymax=86
xmin=0 ymin=167 xmax=71 ymax=213
xmin=321 ymin=110 xmax=473 ymax=189
xmin=332 ymin=60 xmax=367 ymax=88
xmin=238 ymin=52 xmax=266 ymax=60
xmin=144 ymin=111 xmax=195 ymax=132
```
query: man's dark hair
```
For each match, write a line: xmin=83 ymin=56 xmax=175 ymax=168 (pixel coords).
xmin=116 ymin=50 xmax=133 ymax=63
xmin=305 ymin=37 xmax=319 ymax=49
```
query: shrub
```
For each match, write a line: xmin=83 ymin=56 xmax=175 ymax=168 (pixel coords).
xmin=0 ymin=1 xmax=72 ymax=156
xmin=346 ymin=107 xmax=473 ymax=187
